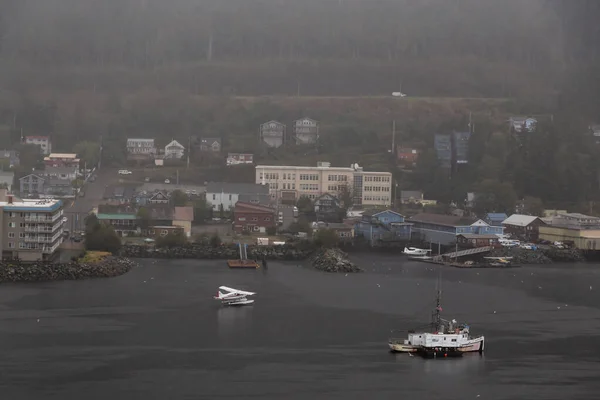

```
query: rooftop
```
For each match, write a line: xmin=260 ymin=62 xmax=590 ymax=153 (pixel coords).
xmin=502 ymin=214 xmax=540 ymax=227
xmin=46 ymin=153 xmax=78 ymax=159
xmin=174 ymin=206 xmax=194 ymax=221
xmin=409 ymin=213 xmax=478 ymax=227
xmin=458 ymin=234 xmax=500 ymax=240
xmin=256 ymin=162 xmax=390 ymax=174
xmin=1 ymin=198 xmax=62 ymax=212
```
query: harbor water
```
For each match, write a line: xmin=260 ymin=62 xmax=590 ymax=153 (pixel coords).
xmin=1 ymin=254 xmax=600 ymax=400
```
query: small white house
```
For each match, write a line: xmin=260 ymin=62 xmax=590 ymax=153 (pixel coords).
xmin=165 ymin=140 xmax=185 ymax=159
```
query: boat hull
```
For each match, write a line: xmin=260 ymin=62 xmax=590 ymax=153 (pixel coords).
xmin=388 ymin=341 xmax=419 ymax=353
xmin=457 ymin=337 xmax=484 ymax=353
xmin=418 ymin=347 xmax=463 ymax=359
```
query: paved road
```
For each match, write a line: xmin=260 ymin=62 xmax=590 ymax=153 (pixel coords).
xmin=63 ymin=168 xmax=115 ymax=232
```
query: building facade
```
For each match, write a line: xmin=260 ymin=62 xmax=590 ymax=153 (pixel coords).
xmin=164 ymin=140 xmax=185 ymax=159
xmin=199 ymin=138 xmax=221 ymax=153
xmin=409 ymin=213 xmax=504 ymax=246
xmin=452 ymin=131 xmax=471 ymax=165
xmin=255 ymin=162 xmax=392 ymax=207
xmin=396 ymin=147 xmax=419 ymax=168
xmin=233 ymin=202 xmax=276 ymax=234
xmin=434 ymin=134 xmax=452 ymax=168
xmin=126 ymin=138 xmax=156 ymax=155
xmin=19 ymin=174 xmax=46 ymax=195
xmin=260 ymin=120 xmax=286 ymax=148
xmin=173 ymin=206 xmax=194 ymax=237
xmin=354 ymin=209 xmax=412 ymax=246
xmin=538 ymin=213 xmax=600 ymax=250
xmin=457 ymin=234 xmax=500 ymax=248
xmin=207 ymin=182 xmax=270 ymax=211
xmin=25 ymin=136 xmax=52 ymax=155
xmin=227 ymin=153 xmax=254 ymax=166
xmin=501 ymin=214 xmax=545 ymax=241
xmin=0 ymin=195 xmax=64 ymax=261
xmin=294 ymin=117 xmax=319 ymax=145
xmin=44 ymin=153 xmax=80 ymax=168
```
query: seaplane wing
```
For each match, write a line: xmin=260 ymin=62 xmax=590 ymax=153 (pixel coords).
xmin=484 ymin=257 xmax=513 ymax=260
xmin=218 ymin=286 xmax=256 ymax=296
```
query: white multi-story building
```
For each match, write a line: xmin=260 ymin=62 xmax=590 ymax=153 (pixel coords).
xmin=0 ymin=192 xmax=64 ymax=261
xmin=25 ymin=136 xmax=52 ymax=155
xmin=255 ymin=162 xmax=392 ymax=207
xmin=126 ymin=138 xmax=156 ymax=155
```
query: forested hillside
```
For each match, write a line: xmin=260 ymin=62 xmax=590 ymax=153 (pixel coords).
xmin=0 ymin=0 xmax=599 ymax=212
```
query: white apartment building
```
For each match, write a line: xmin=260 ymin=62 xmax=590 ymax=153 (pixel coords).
xmin=126 ymin=138 xmax=156 ymax=155
xmin=255 ymin=162 xmax=392 ymax=207
xmin=25 ymin=136 xmax=52 ymax=155
xmin=0 ymin=193 xmax=64 ymax=261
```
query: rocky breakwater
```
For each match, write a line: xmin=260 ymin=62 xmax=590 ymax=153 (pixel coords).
xmin=311 ymin=248 xmax=363 ymax=273
xmin=0 ymin=256 xmax=136 ymax=283
xmin=120 ymin=244 xmax=313 ymax=260
xmin=487 ymin=247 xmax=585 ymax=264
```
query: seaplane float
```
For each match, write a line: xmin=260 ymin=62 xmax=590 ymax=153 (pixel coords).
xmin=403 ymin=247 xmax=432 ymax=256
xmin=214 ymin=286 xmax=256 ymax=306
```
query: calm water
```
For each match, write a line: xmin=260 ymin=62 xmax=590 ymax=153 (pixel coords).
xmin=1 ymin=255 xmax=600 ymax=400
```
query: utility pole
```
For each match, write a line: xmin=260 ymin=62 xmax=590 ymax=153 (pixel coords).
xmin=187 ymin=136 xmax=191 ymax=169
xmin=391 ymin=120 xmax=396 ymax=153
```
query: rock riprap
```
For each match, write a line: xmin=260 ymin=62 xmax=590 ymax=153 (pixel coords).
xmin=487 ymin=247 xmax=585 ymax=264
xmin=0 ymin=257 xmax=136 ymax=283
xmin=120 ymin=244 xmax=312 ymax=260
xmin=311 ymin=248 xmax=362 ymax=273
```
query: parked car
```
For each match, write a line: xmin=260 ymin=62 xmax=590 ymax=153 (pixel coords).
xmin=118 ymin=170 xmax=132 ymax=175
xmin=164 ymin=179 xmax=170 ymax=184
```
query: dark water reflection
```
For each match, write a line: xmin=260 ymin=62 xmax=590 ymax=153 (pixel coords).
xmin=1 ymin=255 xmax=600 ymax=400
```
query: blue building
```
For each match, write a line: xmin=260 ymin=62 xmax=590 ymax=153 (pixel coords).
xmin=354 ymin=209 xmax=412 ymax=246
xmin=452 ymin=131 xmax=471 ymax=164
xmin=485 ymin=213 xmax=508 ymax=227
xmin=434 ymin=134 xmax=452 ymax=168
xmin=408 ymin=213 xmax=504 ymax=246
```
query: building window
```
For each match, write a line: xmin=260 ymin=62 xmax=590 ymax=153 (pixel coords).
xmin=8 ymin=232 xmax=15 ymax=238
xmin=19 ymin=242 xmax=25 ymax=249
xmin=251 ymin=217 xmax=258 ymax=221
xmin=229 ymin=194 xmax=232 ymax=201
xmin=238 ymin=217 xmax=246 ymax=221
xmin=8 ymin=222 xmax=15 ymax=228
xmin=8 ymin=242 xmax=14 ymax=248
xmin=19 ymin=233 xmax=24 ymax=238
xmin=253 ymin=226 xmax=260 ymax=232
xmin=213 ymin=194 xmax=216 ymax=200
xmin=265 ymin=217 xmax=271 ymax=221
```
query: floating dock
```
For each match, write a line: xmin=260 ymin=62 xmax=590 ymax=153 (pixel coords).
xmin=227 ymin=243 xmax=260 ymax=269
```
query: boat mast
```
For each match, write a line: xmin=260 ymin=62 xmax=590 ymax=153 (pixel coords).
xmin=431 ymin=275 xmax=442 ymax=332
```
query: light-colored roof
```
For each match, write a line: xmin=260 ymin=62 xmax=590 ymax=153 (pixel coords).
xmin=47 ymin=153 xmax=77 ymax=159
xmin=502 ymin=214 xmax=539 ymax=227
xmin=1 ymin=198 xmax=62 ymax=211
xmin=165 ymin=140 xmax=185 ymax=149
xmin=458 ymin=234 xmax=499 ymax=240
xmin=207 ymin=182 xmax=269 ymax=194
xmin=174 ymin=206 xmax=194 ymax=221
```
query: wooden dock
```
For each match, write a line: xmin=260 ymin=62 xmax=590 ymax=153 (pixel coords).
xmin=409 ymin=258 xmax=520 ymax=269
xmin=227 ymin=242 xmax=260 ymax=269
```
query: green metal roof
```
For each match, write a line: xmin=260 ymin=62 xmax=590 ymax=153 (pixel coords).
xmin=97 ymin=213 xmax=137 ymax=220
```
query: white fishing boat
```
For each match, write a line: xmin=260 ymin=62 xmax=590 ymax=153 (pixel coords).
xmin=403 ymin=247 xmax=432 ymax=256
xmin=388 ymin=285 xmax=484 ymax=357
xmin=214 ymin=286 xmax=256 ymax=306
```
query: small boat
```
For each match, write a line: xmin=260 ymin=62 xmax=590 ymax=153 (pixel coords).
xmin=388 ymin=283 xmax=485 ymax=357
xmin=214 ymin=286 xmax=256 ymax=306
xmin=403 ymin=247 xmax=432 ymax=256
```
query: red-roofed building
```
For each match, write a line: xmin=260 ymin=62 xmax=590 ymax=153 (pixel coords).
xmin=233 ymin=201 xmax=276 ymax=234
xmin=396 ymin=146 xmax=419 ymax=168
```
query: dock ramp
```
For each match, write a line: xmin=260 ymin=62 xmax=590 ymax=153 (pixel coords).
xmin=434 ymin=246 xmax=493 ymax=261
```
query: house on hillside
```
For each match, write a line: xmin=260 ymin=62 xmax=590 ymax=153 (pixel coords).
xmin=260 ymin=120 xmax=286 ymax=148
xmin=127 ymin=138 xmax=156 ymax=156
xmin=19 ymin=174 xmax=45 ymax=195
xmin=164 ymin=140 xmax=185 ymax=159
xmin=25 ymin=136 xmax=52 ymax=155
xmin=233 ymin=202 xmax=276 ymax=234
xmin=96 ymin=204 xmax=138 ymax=236
xmin=294 ymin=117 xmax=319 ymax=145
xmin=354 ymin=209 xmax=412 ymax=246
xmin=227 ymin=153 xmax=254 ymax=166
xmin=199 ymin=138 xmax=221 ymax=153
xmin=509 ymin=117 xmax=537 ymax=133
xmin=408 ymin=213 xmax=504 ymax=246
xmin=502 ymin=214 xmax=546 ymax=241
xmin=396 ymin=147 xmax=419 ymax=168
xmin=148 ymin=191 xmax=169 ymax=205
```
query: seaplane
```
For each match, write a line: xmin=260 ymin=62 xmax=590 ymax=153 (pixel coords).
xmin=403 ymin=247 xmax=432 ymax=256
xmin=214 ymin=286 xmax=256 ymax=306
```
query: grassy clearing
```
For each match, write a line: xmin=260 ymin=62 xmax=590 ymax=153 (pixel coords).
xmin=79 ymin=251 xmax=111 ymax=263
